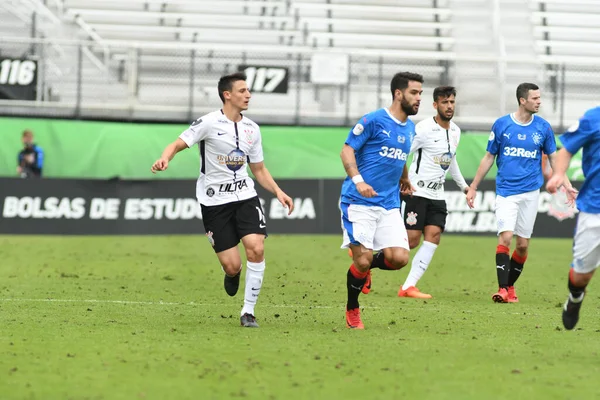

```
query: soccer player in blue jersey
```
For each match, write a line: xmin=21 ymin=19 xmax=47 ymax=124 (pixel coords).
xmin=466 ymin=83 xmax=577 ymax=303
xmin=546 ymin=106 xmax=600 ymax=330
xmin=340 ymin=71 xmax=423 ymax=329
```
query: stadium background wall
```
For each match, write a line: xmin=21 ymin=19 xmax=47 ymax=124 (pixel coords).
xmin=0 ymin=178 xmax=580 ymax=238
xmin=0 ymin=117 xmax=584 ymax=180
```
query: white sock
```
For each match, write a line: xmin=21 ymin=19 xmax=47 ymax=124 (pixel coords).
xmin=241 ymin=260 xmax=265 ymax=316
xmin=402 ymin=241 xmax=438 ymax=290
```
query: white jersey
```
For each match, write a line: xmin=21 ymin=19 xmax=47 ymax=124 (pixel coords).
xmin=408 ymin=116 xmax=469 ymax=200
xmin=179 ymin=109 xmax=264 ymax=206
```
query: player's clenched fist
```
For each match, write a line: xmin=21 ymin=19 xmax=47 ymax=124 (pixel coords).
xmin=356 ymin=182 xmax=378 ymax=198
xmin=151 ymin=157 xmax=169 ymax=173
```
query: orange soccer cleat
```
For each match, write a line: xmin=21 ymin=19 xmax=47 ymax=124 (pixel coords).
xmin=398 ymin=286 xmax=432 ymax=299
xmin=507 ymin=286 xmax=519 ymax=303
xmin=492 ymin=287 xmax=509 ymax=303
xmin=345 ymin=308 xmax=365 ymax=329
xmin=362 ymin=270 xmax=372 ymax=294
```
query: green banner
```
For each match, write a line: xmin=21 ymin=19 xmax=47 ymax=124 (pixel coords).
xmin=0 ymin=117 xmax=583 ymax=180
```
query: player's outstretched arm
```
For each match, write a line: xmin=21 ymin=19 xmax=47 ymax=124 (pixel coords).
xmin=151 ymin=138 xmax=188 ymax=174
xmin=547 ymin=149 xmax=578 ymax=204
xmin=466 ymin=152 xmax=495 ymax=209
xmin=340 ymin=144 xmax=377 ymax=198
xmin=249 ymin=162 xmax=294 ymax=215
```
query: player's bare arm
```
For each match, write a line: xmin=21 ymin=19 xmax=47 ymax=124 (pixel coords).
xmin=466 ymin=151 xmax=495 ymax=209
xmin=400 ymin=164 xmax=415 ymax=195
xmin=547 ymin=149 xmax=578 ymax=204
xmin=151 ymin=138 xmax=189 ymax=173
xmin=340 ymin=144 xmax=377 ymax=198
xmin=249 ymin=161 xmax=294 ymax=215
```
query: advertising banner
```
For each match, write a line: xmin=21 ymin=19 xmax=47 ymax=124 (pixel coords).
xmin=0 ymin=178 xmax=579 ymax=237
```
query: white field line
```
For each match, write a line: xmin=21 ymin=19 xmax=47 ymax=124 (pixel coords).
xmin=0 ymin=297 xmax=529 ymax=315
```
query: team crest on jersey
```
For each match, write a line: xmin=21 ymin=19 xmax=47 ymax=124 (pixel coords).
xmin=206 ymin=231 xmax=215 ymax=247
xmin=406 ymin=212 xmax=418 ymax=226
xmin=532 ymin=132 xmax=542 ymax=145
xmin=244 ymin=129 xmax=254 ymax=144
xmin=548 ymin=187 xmax=578 ymax=221
xmin=206 ymin=187 xmax=215 ymax=197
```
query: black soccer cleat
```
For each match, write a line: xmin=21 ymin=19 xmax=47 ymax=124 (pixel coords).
xmin=240 ymin=313 xmax=259 ymax=328
xmin=224 ymin=270 xmax=241 ymax=296
xmin=562 ymin=294 xmax=584 ymax=330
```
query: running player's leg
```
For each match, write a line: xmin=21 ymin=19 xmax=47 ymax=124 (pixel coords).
xmin=562 ymin=212 xmax=600 ymax=330
xmin=236 ymin=197 xmax=268 ymax=327
xmin=201 ymin=203 xmax=243 ymax=297
xmin=373 ymin=207 xmax=410 ymax=270
xmin=507 ymin=190 xmax=540 ymax=302
xmin=399 ymin=196 xmax=434 ymax=298
xmin=493 ymin=195 xmax=519 ymax=303
xmin=341 ymin=203 xmax=377 ymax=329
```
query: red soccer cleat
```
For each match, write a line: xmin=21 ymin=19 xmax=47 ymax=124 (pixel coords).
xmin=507 ymin=286 xmax=519 ymax=303
xmin=492 ymin=287 xmax=509 ymax=303
xmin=345 ymin=308 xmax=365 ymax=329
xmin=362 ymin=270 xmax=372 ymax=294
xmin=398 ymin=286 xmax=432 ymax=299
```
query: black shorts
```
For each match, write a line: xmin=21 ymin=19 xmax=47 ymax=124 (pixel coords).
xmin=403 ymin=195 xmax=448 ymax=231
xmin=200 ymin=196 xmax=267 ymax=253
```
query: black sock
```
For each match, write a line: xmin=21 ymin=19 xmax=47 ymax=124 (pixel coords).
xmin=496 ymin=252 xmax=510 ymax=289
xmin=508 ymin=258 xmax=524 ymax=286
xmin=568 ymin=270 xmax=586 ymax=300
xmin=369 ymin=252 xmax=394 ymax=270
xmin=347 ymin=267 xmax=367 ymax=310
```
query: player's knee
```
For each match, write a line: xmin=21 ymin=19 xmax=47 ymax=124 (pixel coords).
xmin=222 ymin=263 xmax=241 ymax=276
xmin=408 ymin=237 xmax=421 ymax=250
xmin=245 ymin=245 xmax=264 ymax=263
xmin=353 ymin=254 xmax=373 ymax=271
xmin=389 ymin=252 xmax=409 ymax=269
xmin=515 ymin=243 xmax=528 ymax=255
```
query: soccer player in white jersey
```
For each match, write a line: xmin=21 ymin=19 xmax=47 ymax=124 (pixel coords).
xmin=466 ymin=83 xmax=577 ymax=303
xmin=547 ymin=106 xmax=600 ymax=330
xmin=397 ymin=86 xmax=469 ymax=299
xmin=340 ymin=72 xmax=422 ymax=329
xmin=150 ymin=72 xmax=294 ymax=328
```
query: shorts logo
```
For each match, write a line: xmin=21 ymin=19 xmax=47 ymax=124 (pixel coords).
xmin=406 ymin=211 xmax=418 ymax=226
xmin=206 ymin=231 xmax=215 ymax=247
xmin=206 ymin=187 xmax=215 ymax=197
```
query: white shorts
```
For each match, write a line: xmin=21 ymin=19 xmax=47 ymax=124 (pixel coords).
xmin=495 ymin=189 xmax=539 ymax=238
xmin=340 ymin=203 xmax=409 ymax=251
xmin=572 ymin=212 xmax=600 ymax=274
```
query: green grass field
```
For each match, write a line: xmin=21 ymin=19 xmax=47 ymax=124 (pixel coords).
xmin=1 ymin=234 xmax=599 ymax=400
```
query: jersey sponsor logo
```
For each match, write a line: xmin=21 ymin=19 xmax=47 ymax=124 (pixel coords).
xmin=217 ymin=149 xmax=246 ymax=171
xmin=206 ymin=188 xmax=215 ymax=197
xmin=352 ymin=123 xmax=364 ymax=135
xmin=502 ymin=147 xmax=538 ymax=159
xmin=433 ymin=152 xmax=453 ymax=171
xmin=379 ymin=146 xmax=408 ymax=160
xmin=532 ymin=132 xmax=542 ymax=145
xmin=397 ymin=135 xmax=406 ymax=144
xmin=219 ymin=179 xmax=248 ymax=193
xmin=406 ymin=211 xmax=418 ymax=226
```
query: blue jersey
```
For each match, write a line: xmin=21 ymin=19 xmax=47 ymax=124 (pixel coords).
xmin=340 ymin=108 xmax=414 ymax=210
xmin=487 ymin=114 xmax=556 ymax=196
xmin=559 ymin=106 xmax=600 ymax=214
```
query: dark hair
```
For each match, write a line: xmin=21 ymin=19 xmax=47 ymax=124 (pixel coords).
xmin=218 ymin=72 xmax=247 ymax=103
xmin=433 ymin=86 xmax=456 ymax=102
xmin=516 ymin=83 xmax=539 ymax=105
xmin=390 ymin=72 xmax=424 ymax=100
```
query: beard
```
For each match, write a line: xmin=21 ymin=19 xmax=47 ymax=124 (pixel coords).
xmin=401 ymin=98 xmax=418 ymax=116
xmin=437 ymin=111 xmax=453 ymax=121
